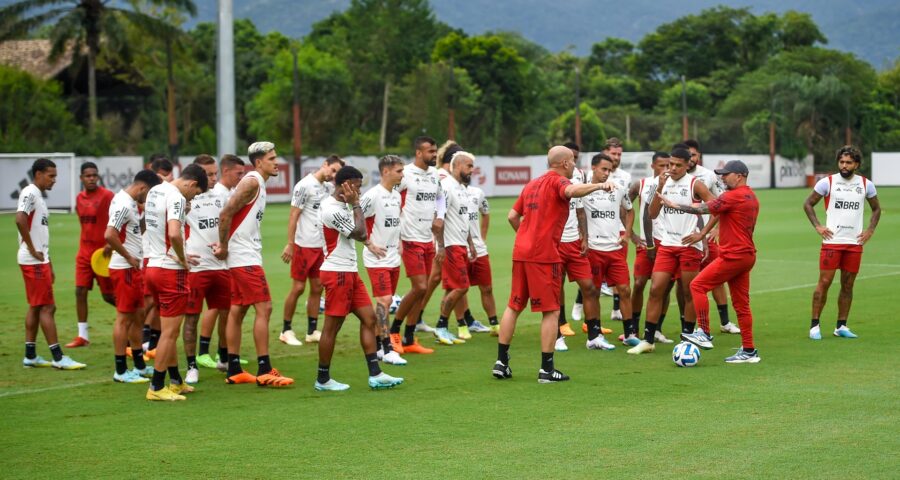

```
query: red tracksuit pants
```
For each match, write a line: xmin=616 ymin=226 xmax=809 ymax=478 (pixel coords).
xmin=690 ymin=255 xmax=756 ymax=349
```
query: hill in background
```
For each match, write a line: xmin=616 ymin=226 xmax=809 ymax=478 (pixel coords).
xmin=183 ymin=0 xmax=899 ymax=69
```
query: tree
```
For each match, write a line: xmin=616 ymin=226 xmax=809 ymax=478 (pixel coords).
xmin=393 ymin=62 xmax=481 ymax=148
xmin=246 ymin=43 xmax=354 ymax=153
xmin=0 ymin=65 xmax=98 ymax=153
xmin=0 ymin=0 xmax=197 ymax=133
xmin=433 ymin=32 xmax=534 ymax=153
xmin=586 ymin=38 xmax=636 ymax=76
xmin=308 ymin=0 xmax=447 ymax=151
xmin=547 ymin=103 xmax=607 ymax=151
xmin=719 ymin=47 xmax=876 ymax=163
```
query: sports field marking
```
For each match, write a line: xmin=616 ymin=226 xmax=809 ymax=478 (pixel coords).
xmin=756 ymin=258 xmax=900 ymax=268
xmin=752 ymin=270 xmax=900 ymax=295
xmin=0 ymin=350 xmax=312 ymax=399
xmin=0 ymin=379 xmax=108 ymax=399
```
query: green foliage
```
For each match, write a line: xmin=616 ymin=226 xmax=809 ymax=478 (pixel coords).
xmin=720 ymin=47 xmax=876 ymax=164
xmin=246 ymin=43 xmax=354 ymax=153
xmin=433 ymin=32 xmax=536 ymax=153
xmin=587 ymin=37 xmax=636 ymax=76
xmin=393 ymin=62 xmax=481 ymax=147
xmin=658 ymin=80 xmax=712 ymax=115
xmin=546 ymin=103 xmax=607 ymax=151
xmin=861 ymin=59 xmax=900 ymax=150
xmin=0 ymin=65 xmax=104 ymax=153
xmin=0 ymin=0 xmax=898 ymax=160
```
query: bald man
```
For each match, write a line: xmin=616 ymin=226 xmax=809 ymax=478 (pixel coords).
xmin=493 ymin=146 xmax=615 ymax=383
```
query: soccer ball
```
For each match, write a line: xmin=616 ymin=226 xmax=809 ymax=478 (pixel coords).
xmin=672 ymin=342 xmax=700 ymax=367
xmin=390 ymin=295 xmax=402 ymax=314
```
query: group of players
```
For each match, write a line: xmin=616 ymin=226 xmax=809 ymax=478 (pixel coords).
xmin=15 ymin=136 xmax=880 ymax=392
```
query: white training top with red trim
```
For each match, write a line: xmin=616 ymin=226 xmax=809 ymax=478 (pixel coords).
xmin=226 ymin=171 xmax=266 ymax=268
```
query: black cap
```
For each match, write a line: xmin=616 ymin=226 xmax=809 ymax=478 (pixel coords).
xmin=714 ymin=160 xmax=749 ymax=176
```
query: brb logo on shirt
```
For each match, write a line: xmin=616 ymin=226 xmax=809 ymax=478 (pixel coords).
xmin=383 ymin=217 xmax=400 ymax=227
xmin=833 ymin=200 xmax=861 ymax=210
xmin=415 ymin=192 xmax=436 ymax=202
xmin=198 ymin=217 xmax=220 ymax=229
xmin=591 ymin=210 xmax=615 ymax=219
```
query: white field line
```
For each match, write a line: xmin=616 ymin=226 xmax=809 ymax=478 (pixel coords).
xmin=3 ymin=271 xmax=899 ymax=398
xmin=755 ymin=258 xmax=900 ymax=268
xmin=751 ymin=270 xmax=900 ymax=294
xmin=0 ymin=379 xmax=108 ymax=398
xmin=0 ymin=350 xmax=311 ymax=399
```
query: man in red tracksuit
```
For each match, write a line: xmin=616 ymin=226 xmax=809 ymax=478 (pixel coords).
xmin=659 ymin=160 xmax=761 ymax=364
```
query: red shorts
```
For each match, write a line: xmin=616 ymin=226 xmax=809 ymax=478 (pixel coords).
xmin=321 ymin=270 xmax=372 ymax=316
xmin=401 ymin=241 xmax=435 ymax=277
xmin=634 ymin=238 xmax=662 ymax=278
xmin=75 ymin=249 xmax=114 ymax=294
xmin=109 ymin=268 xmax=144 ymax=313
xmin=820 ymin=245 xmax=863 ymax=273
xmin=142 ymin=258 xmax=152 ymax=297
xmin=558 ymin=240 xmax=592 ymax=281
xmin=291 ymin=245 xmax=324 ymax=282
xmin=700 ymin=240 xmax=719 ymax=270
xmin=468 ymin=255 xmax=493 ymax=287
xmin=653 ymin=246 xmax=703 ymax=275
xmin=20 ymin=263 xmax=54 ymax=307
xmin=144 ymin=267 xmax=189 ymax=317
xmin=229 ymin=266 xmax=271 ymax=306
xmin=442 ymin=245 xmax=470 ymax=290
xmin=187 ymin=270 xmax=232 ymax=314
xmin=508 ymin=261 xmax=564 ymax=313
xmin=366 ymin=267 xmax=400 ymax=298
xmin=634 ymin=247 xmax=653 ymax=278
xmin=588 ymin=249 xmax=631 ymax=287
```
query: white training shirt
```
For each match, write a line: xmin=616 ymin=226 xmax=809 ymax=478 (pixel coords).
xmin=561 ymin=168 xmax=585 ymax=243
xmin=466 ymin=185 xmax=490 ymax=258
xmin=583 ymin=185 xmax=632 ymax=252
xmin=226 ymin=171 xmax=266 ymax=268
xmin=320 ymin=195 xmax=359 ymax=273
xmin=610 ymin=168 xmax=634 ymax=211
xmin=16 ymin=184 xmax=50 ymax=265
xmin=360 ymin=184 xmax=402 ymax=268
xmin=399 ymin=162 xmax=443 ymax=243
xmin=689 ymin=164 xmax=723 ymax=229
xmin=185 ymin=183 xmax=228 ymax=272
xmin=637 ymin=176 xmax=665 ymax=242
xmin=657 ymin=174 xmax=702 ymax=251
xmin=107 ymin=189 xmax=142 ymax=270
xmin=440 ymin=173 xmax=473 ymax=248
xmin=144 ymin=182 xmax=187 ymax=269
xmin=290 ymin=173 xmax=333 ymax=248
xmin=814 ymin=174 xmax=877 ymax=246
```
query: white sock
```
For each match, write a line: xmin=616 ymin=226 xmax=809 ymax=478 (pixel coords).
xmin=78 ymin=322 xmax=89 ymax=340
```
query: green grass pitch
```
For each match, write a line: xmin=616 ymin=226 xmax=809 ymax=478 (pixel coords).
xmin=0 ymin=188 xmax=897 ymax=479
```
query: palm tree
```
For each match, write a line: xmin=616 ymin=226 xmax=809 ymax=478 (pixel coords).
xmin=0 ymin=0 xmax=197 ymax=133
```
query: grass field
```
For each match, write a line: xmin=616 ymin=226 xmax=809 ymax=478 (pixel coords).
xmin=0 ymin=187 xmax=898 ymax=479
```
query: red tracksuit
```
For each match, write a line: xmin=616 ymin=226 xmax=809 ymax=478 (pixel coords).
xmin=690 ymin=185 xmax=759 ymax=349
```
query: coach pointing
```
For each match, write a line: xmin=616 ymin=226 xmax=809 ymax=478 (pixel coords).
xmin=659 ymin=160 xmax=761 ymax=364
xmin=493 ymin=146 xmax=616 ymax=383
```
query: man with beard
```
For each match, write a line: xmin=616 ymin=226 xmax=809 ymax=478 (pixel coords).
xmin=803 ymin=146 xmax=880 ymax=340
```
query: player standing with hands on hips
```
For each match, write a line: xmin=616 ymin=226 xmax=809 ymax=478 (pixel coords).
xmin=803 ymin=146 xmax=880 ymax=340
